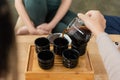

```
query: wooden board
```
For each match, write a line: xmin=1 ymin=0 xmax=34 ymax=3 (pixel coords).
xmin=25 ymin=45 xmax=94 ymax=80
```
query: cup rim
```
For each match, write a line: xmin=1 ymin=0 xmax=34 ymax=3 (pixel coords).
xmin=37 ymin=50 xmax=54 ymax=62
xmin=53 ymin=37 xmax=69 ymax=47
xmin=62 ymin=49 xmax=79 ymax=60
xmin=34 ymin=37 xmax=50 ymax=46
xmin=47 ymin=33 xmax=71 ymax=44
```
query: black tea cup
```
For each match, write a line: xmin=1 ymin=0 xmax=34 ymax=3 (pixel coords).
xmin=71 ymin=42 xmax=87 ymax=56
xmin=37 ymin=50 xmax=54 ymax=69
xmin=34 ymin=37 xmax=50 ymax=53
xmin=53 ymin=37 xmax=69 ymax=56
xmin=62 ymin=49 xmax=79 ymax=68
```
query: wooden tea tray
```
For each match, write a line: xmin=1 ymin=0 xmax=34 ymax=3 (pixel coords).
xmin=25 ymin=45 xmax=94 ymax=80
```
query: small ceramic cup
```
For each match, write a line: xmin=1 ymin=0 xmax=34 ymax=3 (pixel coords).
xmin=53 ymin=37 xmax=69 ymax=56
xmin=62 ymin=49 xmax=79 ymax=68
xmin=34 ymin=37 xmax=50 ymax=54
xmin=37 ymin=50 xmax=54 ymax=69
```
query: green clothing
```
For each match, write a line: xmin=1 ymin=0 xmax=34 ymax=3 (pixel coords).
xmin=23 ymin=0 xmax=77 ymax=33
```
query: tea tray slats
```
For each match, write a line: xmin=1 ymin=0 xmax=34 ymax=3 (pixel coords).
xmin=25 ymin=45 xmax=94 ymax=80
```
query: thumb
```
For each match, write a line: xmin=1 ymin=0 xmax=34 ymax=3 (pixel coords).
xmin=77 ymin=13 xmax=88 ymax=22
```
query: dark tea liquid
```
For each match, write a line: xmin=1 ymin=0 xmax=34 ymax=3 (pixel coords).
xmin=62 ymin=26 xmax=91 ymax=47
xmin=62 ymin=29 xmax=68 ymax=38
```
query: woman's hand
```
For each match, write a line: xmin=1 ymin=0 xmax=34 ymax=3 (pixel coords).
xmin=28 ymin=27 xmax=40 ymax=35
xmin=36 ymin=23 xmax=52 ymax=35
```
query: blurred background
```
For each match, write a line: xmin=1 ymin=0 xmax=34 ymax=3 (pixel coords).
xmin=8 ymin=0 xmax=120 ymax=26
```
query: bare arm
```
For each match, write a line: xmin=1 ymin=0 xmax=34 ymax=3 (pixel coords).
xmin=15 ymin=0 xmax=39 ymax=34
xmin=36 ymin=0 xmax=72 ymax=33
xmin=48 ymin=0 xmax=72 ymax=29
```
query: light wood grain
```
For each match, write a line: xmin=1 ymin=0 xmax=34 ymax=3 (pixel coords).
xmin=25 ymin=45 xmax=94 ymax=80
xmin=17 ymin=35 xmax=120 ymax=80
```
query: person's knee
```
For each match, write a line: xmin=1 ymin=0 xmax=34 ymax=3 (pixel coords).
xmin=104 ymin=15 xmax=120 ymax=34
xmin=24 ymin=0 xmax=48 ymax=26
xmin=16 ymin=26 xmax=29 ymax=35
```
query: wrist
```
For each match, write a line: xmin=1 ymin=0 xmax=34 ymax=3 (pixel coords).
xmin=94 ymin=31 xmax=105 ymax=38
xmin=96 ymin=32 xmax=108 ymax=43
xmin=48 ymin=22 xmax=56 ymax=29
xmin=28 ymin=25 xmax=36 ymax=32
xmin=27 ymin=21 xmax=35 ymax=29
